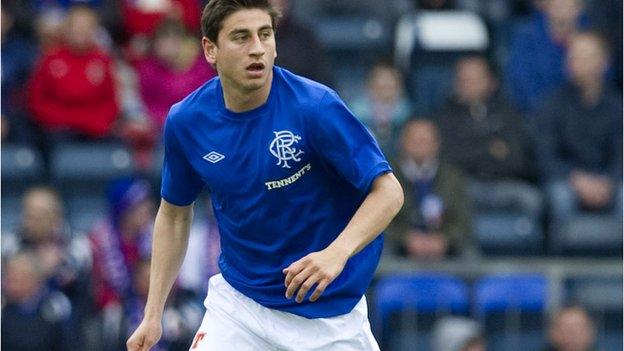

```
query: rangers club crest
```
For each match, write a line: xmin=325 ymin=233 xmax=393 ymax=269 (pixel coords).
xmin=269 ymin=130 xmax=304 ymax=169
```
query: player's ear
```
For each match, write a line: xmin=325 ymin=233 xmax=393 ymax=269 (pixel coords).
xmin=202 ymin=37 xmax=218 ymax=65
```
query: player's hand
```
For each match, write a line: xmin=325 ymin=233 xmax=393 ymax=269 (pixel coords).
xmin=127 ymin=316 xmax=162 ymax=351
xmin=282 ymin=246 xmax=350 ymax=303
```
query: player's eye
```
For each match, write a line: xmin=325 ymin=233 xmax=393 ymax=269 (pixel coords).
xmin=259 ymin=30 xmax=272 ymax=40
xmin=233 ymin=34 xmax=248 ymax=42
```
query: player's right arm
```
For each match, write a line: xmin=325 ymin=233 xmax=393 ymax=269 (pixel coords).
xmin=127 ymin=199 xmax=194 ymax=351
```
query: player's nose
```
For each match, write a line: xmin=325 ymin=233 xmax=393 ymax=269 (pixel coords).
xmin=249 ymin=35 xmax=265 ymax=57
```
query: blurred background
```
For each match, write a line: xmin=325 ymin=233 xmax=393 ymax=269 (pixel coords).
xmin=1 ymin=0 xmax=622 ymax=350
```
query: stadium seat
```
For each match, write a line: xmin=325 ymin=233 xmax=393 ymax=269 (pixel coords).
xmin=66 ymin=195 xmax=109 ymax=236
xmin=408 ymin=65 xmax=456 ymax=115
xmin=293 ymin=0 xmax=402 ymax=28
xmin=316 ymin=15 xmax=394 ymax=102
xmin=1 ymin=143 xmax=45 ymax=195
xmin=474 ymin=213 xmax=543 ymax=255
xmin=550 ymin=215 xmax=623 ymax=255
xmin=373 ymin=273 xmax=469 ymax=350
xmin=567 ymin=277 xmax=622 ymax=312
xmin=50 ymin=142 xmax=134 ymax=195
xmin=315 ymin=17 xmax=391 ymax=52
xmin=566 ymin=277 xmax=623 ymax=351
xmin=475 ymin=273 xmax=547 ymax=314
xmin=475 ymin=274 xmax=548 ymax=351
xmin=1 ymin=195 xmax=21 ymax=234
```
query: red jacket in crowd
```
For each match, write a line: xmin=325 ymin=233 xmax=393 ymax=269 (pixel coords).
xmin=122 ymin=0 xmax=201 ymax=37
xmin=27 ymin=45 xmax=119 ymax=138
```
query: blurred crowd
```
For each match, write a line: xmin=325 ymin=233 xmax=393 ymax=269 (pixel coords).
xmin=1 ymin=181 xmax=220 ymax=350
xmin=1 ymin=0 xmax=621 ymax=350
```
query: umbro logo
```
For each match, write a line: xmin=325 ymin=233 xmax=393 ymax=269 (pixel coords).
xmin=203 ymin=151 xmax=225 ymax=163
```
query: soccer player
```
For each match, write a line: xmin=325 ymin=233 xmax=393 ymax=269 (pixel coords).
xmin=126 ymin=0 xmax=404 ymax=350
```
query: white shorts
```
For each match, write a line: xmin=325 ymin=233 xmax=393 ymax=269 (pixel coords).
xmin=189 ymin=274 xmax=380 ymax=351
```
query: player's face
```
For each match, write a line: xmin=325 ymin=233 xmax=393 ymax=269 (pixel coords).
xmin=203 ymin=9 xmax=276 ymax=93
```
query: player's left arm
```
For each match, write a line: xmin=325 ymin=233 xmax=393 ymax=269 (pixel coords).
xmin=284 ymin=172 xmax=403 ymax=303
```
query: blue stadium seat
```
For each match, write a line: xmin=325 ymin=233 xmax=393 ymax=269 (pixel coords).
xmin=475 ymin=274 xmax=548 ymax=351
xmin=1 ymin=143 xmax=45 ymax=195
xmin=373 ymin=273 xmax=469 ymax=350
xmin=475 ymin=274 xmax=547 ymax=314
xmin=50 ymin=142 xmax=134 ymax=195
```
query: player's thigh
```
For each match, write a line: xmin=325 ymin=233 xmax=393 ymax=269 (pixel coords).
xmin=189 ymin=306 xmax=274 ymax=351
xmin=271 ymin=296 xmax=380 ymax=351
xmin=353 ymin=316 xmax=381 ymax=351
xmin=190 ymin=274 xmax=275 ymax=351
xmin=324 ymin=300 xmax=380 ymax=351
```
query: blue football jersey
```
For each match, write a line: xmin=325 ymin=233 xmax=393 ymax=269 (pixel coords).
xmin=161 ymin=66 xmax=391 ymax=318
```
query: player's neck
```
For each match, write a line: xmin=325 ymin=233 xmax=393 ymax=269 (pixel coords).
xmin=222 ymin=71 xmax=273 ymax=113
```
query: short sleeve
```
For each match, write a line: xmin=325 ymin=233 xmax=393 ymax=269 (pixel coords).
xmin=160 ymin=116 xmax=204 ymax=206
xmin=308 ymin=91 xmax=392 ymax=192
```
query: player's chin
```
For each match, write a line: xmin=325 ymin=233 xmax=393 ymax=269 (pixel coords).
xmin=241 ymin=79 xmax=266 ymax=91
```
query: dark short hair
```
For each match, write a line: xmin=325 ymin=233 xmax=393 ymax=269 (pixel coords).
xmin=201 ymin=0 xmax=281 ymax=44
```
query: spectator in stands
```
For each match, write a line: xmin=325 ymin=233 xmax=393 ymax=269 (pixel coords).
xmin=350 ymin=60 xmax=412 ymax=159
xmin=269 ymin=0 xmax=333 ymax=86
xmin=436 ymin=55 xmax=542 ymax=241
xmin=2 ymin=187 xmax=68 ymax=259
xmin=1 ymin=4 xmax=38 ymax=143
xmin=121 ymin=0 xmax=201 ymax=38
xmin=114 ymin=57 xmax=157 ymax=171
xmin=33 ymin=5 xmax=66 ymax=51
xmin=88 ymin=177 xmax=154 ymax=312
xmin=543 ymin=306 xmax=596 ymax=351
xmin=386 ymin=119 xmax=472 ymax=260
xmin=136 ymin=18 xmax=216 ymax=131
xmin=586 ymin=0 xmax=622 ymax=90
xmin=431 ymin=316 xmax=485 ymax=351
xmin=1 ymin=186 xmax=92 ymax=329
xmin=28 ymin=0 xmax=122 ymax=49
xmin=1 ymin=250 xmax=75 ymax=351
xmin=506 ymin=0 xmax=589 ymax=113
xmin=121 ymin=258 xmax=204 ymax=351
xmin=120 ymin=0 xmax=201 ymax=63
xmin=27 ymin=5 xmax=119 ymax=140
xmin=535 ymin=32 xmax=622 ymax=239
xmin=461 ymin=337 xmax=486 ymax=351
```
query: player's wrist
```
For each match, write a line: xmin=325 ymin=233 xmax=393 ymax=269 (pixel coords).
xmin=143 ymin=306 xmax=164 ymax=321
xmin=327 ymin=241 xmax=353 ymax=262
